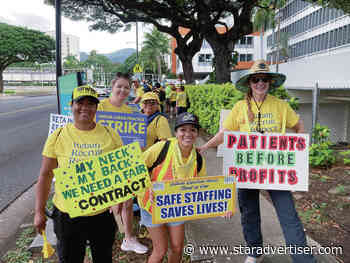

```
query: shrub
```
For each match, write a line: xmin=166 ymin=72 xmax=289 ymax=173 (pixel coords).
xmin=309 ymin=124 xmax=336 ymax=168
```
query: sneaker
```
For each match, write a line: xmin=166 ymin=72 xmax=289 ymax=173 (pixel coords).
xmin=244 ymin=255 xmax=265 ymax=263
xmin=121 ymin=237 xmax=148 ymax=254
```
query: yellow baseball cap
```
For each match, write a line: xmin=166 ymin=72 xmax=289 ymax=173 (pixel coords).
xmin=141 ymin=92 xmax=160 ymax=104
xmin=71 ymin=85 xmax=99 ymax=104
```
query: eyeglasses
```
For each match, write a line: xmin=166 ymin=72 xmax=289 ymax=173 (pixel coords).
xmin=250 ymin=76 xmax=270 ymax=84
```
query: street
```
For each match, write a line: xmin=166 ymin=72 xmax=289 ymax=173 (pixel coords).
xmin=0 ymin=95 xmax=57 ymax=212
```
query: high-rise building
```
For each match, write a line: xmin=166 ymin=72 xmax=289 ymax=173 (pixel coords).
xmin=46 ymin=31 xmax=80 ymax=61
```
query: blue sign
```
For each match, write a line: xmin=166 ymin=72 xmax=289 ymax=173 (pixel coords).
xmin=96 ymin=111 xmax=147 ymax=147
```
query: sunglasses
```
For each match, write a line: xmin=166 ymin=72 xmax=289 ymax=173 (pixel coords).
xmin=250 ymin=76 xmax=270 ymax=84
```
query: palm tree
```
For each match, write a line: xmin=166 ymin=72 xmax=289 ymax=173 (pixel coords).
xmin=142 ymin=28 xmax=169 ymax=79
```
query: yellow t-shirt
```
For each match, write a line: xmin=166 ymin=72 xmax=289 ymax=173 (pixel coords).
xmin=223 ymin=94 xmax=299 ymax=133
xmin=97 ymin=98 xmax=134 ymax=113
xmin=42 ymin=123 xmax=123 ymax=213
xmin=169 ymin=91 xmax=177 ymax=102
xmin=136 ymin=87 xmax=145 ymax=98
xmin=176 ymin=91 xmax=187 ymax=107
xmin=145 ymin=115 xmax=172 ymax=150
xmin=143 ymin=140 xmax=207 ymax=178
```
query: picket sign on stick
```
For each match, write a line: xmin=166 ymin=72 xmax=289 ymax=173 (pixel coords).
xmin=53 ymin=142 xmax=151 ymax=218
xmin=152 ymin=176 xmax=236 ymax=224
xmin=223 ymin=131 xmax=309 ymax=191
xmin=48 ymin=113 xmax=73 ymax=135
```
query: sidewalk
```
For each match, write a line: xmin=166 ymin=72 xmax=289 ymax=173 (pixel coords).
xmin=0 ymin=136 xmax=340 ymax=262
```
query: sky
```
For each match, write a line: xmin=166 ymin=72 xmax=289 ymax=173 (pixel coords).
xmin=0 ymin=0 xmax=141 ymax=54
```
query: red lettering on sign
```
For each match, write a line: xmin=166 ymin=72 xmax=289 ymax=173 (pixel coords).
xmin=288 ymin=170 xmax=298 ymax=185
xmin=227 ymin=134 xmax=237 ymax=148
xmin=278 ymin=136 xmax=288 ymax=150
xmin=249 ymin=135 xmax=258 ymax=149
xmin=237 ymin=135 xmax=248 ymax=150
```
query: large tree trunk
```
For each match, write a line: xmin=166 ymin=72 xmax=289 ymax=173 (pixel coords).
xmin=175 ymin=47 xmax=196 ymax=84
xmin=0 ymin=70 xmax=3 ymax=93
xmin=206 ymin=37 xmax=232 ymax=84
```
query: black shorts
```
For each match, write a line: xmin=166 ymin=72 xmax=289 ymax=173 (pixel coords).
xmin=170 ymin=101 xmax=176 ymax=107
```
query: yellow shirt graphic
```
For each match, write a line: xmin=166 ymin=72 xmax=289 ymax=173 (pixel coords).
xmin=223 ymin=95 xmax=299 ymax=133
xmin=42 ymin=123 xmax=123 ymax=213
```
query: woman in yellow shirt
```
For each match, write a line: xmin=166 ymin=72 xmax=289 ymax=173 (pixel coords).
xmin=140 ymin=112 xmax=206 ymax=263
xmin=169 ymin=85 xmax=177 ymax=118
xmin=199 ymin=60 xmax=316 ymax=263
xmin=34 ymin=85 xmax=123 ymax=263
xmin=141 ymin=92 xmax=172 ymax=150
xmin=97 ymin=72 xmax=148 ymax=254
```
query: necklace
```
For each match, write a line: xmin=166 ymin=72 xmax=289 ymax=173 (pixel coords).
xmin=252 ymin=95 xmax=266 ymax=133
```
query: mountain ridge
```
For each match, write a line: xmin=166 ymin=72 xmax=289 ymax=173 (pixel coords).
xmin=80 ymin=48 xmax=136 ymax=63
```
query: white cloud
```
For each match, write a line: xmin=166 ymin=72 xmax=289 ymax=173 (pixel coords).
xmin=0 ymin=0 xmax=141 ymax=54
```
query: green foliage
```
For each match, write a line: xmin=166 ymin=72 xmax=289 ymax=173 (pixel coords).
xmin=2 ymin=227 xmax=35 ymax=263
xmin=186 ymin=83 xmax=244 ymax=135
xmin=340 ymin=150 xmax=350 ymax=165
xmin=309 ymin=124 xmax=336 ymax=168
xmin=0 ymin=22 xmax=55 ymax=92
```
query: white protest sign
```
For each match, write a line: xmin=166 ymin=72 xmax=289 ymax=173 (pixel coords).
xmin=217 ymin=109 xmax=231 ymax=157
xmin=48 ymin=113 xmax=73 ymax=135
xmin=223 ymin=131 xmax=309 ymax=191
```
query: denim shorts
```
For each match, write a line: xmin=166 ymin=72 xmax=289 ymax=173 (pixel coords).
xmin=140 ymin=209 xmax=184 ymax=228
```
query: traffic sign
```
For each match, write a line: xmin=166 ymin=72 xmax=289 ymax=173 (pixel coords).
xmin=133 ymin=64 xmax=143 ymax=73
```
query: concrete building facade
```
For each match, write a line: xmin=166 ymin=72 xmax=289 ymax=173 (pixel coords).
xmin=46 ymin=31 xmax=80 ymax=61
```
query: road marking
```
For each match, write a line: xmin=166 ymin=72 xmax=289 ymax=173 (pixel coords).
xmin=0 ymin=103 xmax=56 ymax=116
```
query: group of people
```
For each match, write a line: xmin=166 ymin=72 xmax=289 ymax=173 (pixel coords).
xmin=34 ymin=60 xmax=316 ymax=263
xmin=131 ymin=79 xmax=189 ymax=118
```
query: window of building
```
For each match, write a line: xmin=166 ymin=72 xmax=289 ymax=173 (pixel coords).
xmin=247 ymin=37 xmax=253 ymax=45
xmin=198 ymin=54 xmax=205 ymax=63
xmin=247 ymin=54 xmax=253 ymax=61
xmin=239 ymin=54 xmax=246 ymax=61
xmin=205 ymin=54 xmax=212 ymax=62
xmin=330 ymin=30 xmax=335 ymax=48
xmin=240 ymin=37 xmax=246 ymax=45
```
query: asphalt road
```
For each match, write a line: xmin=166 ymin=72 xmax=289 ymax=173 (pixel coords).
xmin=0 ymin=95 xmax=57 ymax=212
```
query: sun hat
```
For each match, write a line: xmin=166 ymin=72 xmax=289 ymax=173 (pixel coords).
xmin=175 ymin=112 xmax=200 ymax=130
xmin=71 ymin=85 xmax=99 ymax=104
xmin=235 ymin=60 xmax=286 ymax=93
xmin=141 ymin=92 xmax=160 ymax=104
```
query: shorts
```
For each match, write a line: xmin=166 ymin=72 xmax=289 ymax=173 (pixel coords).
xmin=170 ymin=101 xmax=176 ymax=107
xmin=140 ymin=209 xmax=184 ymax=228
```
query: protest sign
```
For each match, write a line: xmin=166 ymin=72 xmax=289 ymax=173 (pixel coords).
xmin=58 ymin=73 xmax=77 ymax=116
xmin=53 ymin=142 xmax=151 ymax=218
xmin=96 ymin=111 xmax=147 ymax=147
xmin=152 ymin=176 xmax=236 ymax=224
xmin=48 ymin=113 xmax=73 ymax=135
xmin=223 ymin=131 xmax=309 ymax=191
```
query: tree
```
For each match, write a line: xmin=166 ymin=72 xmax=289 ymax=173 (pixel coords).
xmin=142 ymin=28 xmax=169 ymax=78
xmin=306 ymin=0 xmax=350 ymax=14
xmin=45 ymin=1 xmax=259 ymax=83
xmin=63 ymin=55 xmax=82 ymax=69
xmin=0 ymin=22 xmax=55 ymax=93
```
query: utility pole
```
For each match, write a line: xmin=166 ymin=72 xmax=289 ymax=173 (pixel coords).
xmin=55 ymin=0 xmax=62 ymax=114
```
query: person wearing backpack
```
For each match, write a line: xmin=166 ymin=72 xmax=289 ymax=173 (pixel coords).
xmin=138 ymin=112 xmax=207 ymax=263
xmin=141 ymin=92 xmax=172 ymax=150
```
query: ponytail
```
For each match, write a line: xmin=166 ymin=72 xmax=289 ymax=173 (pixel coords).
xmin=246 ymin=88 xmax=254 ymax=123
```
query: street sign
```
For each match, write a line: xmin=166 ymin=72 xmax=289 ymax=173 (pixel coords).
xmin=133 ymin=64 xmax=143 ymax=73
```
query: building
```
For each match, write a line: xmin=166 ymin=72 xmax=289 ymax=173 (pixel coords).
xmin=46 ymin=31 xmax=80 ymax=61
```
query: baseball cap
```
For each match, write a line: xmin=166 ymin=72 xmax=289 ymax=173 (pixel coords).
xmin=72 ymin=85 xmax=99 ymax=104
xmin=141 ymin=92 xmax=160 ymax=104
xmin=175 ymin=112 xmax=200 ymax=130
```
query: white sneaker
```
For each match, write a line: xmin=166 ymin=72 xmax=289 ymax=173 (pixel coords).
xmin=121 ymin=237 xmax=148 ymax=254
xmin=244 ymin=255 xmax=265 ymax=263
